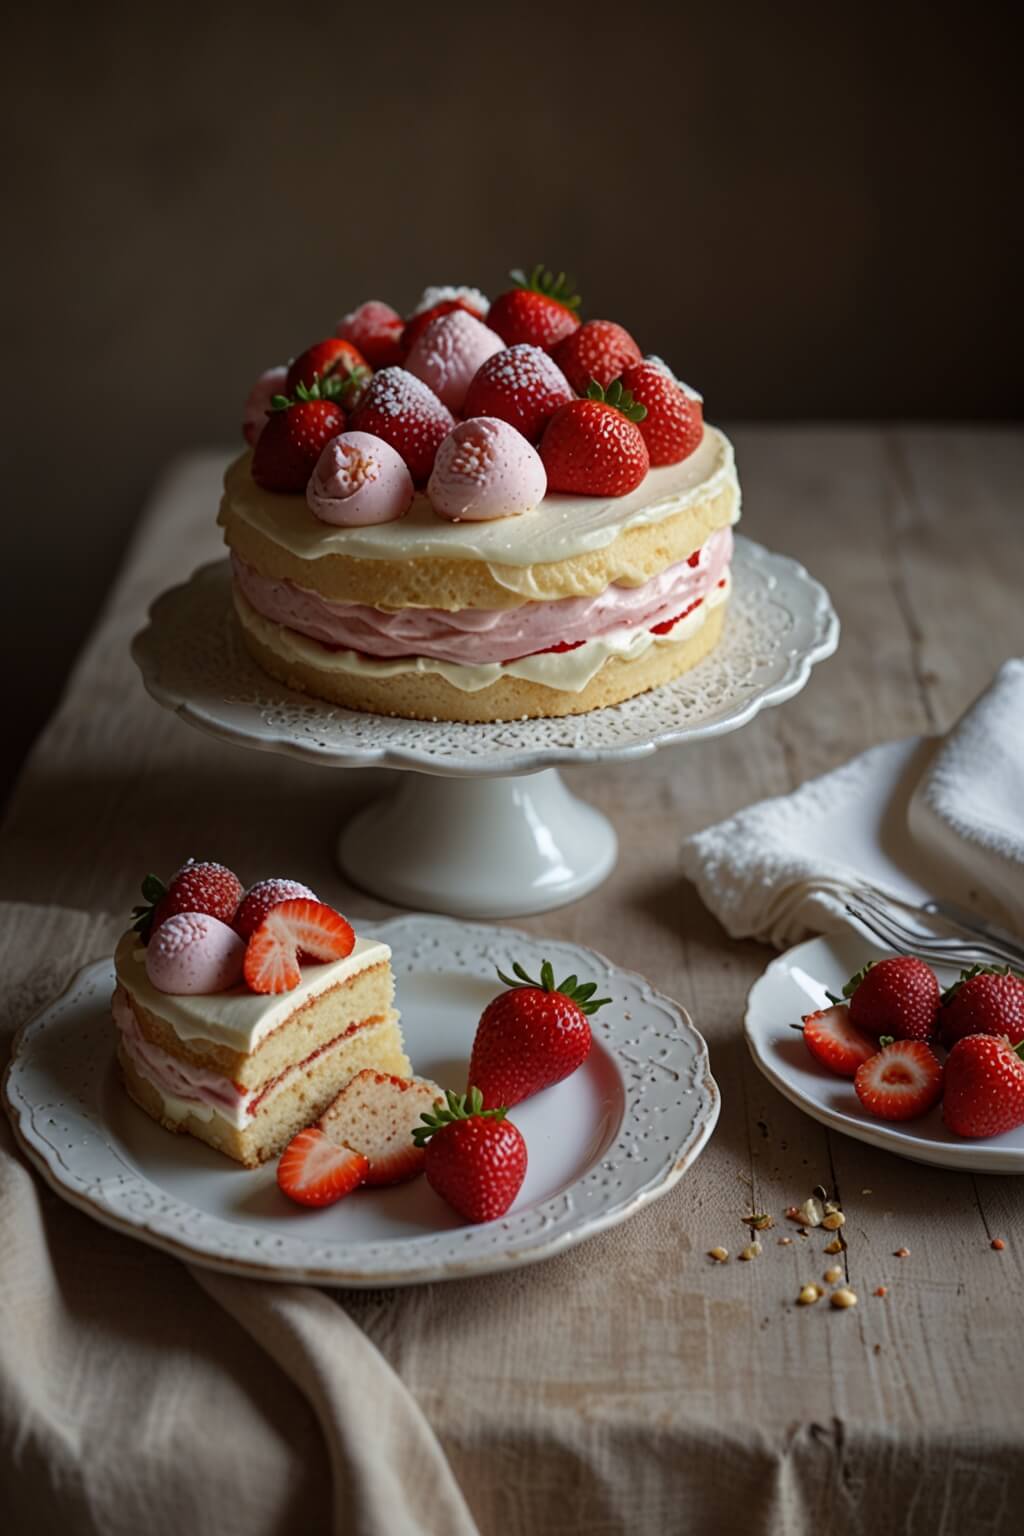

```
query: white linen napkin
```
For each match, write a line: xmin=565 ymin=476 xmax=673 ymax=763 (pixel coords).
xmin=679 ymin=658 xmax=1024 ymax=948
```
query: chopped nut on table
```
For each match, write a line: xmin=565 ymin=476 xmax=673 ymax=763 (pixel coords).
xmin=797 ymin=1284 xmax=823 ymax=1306
xmin=830 ymin=1287 xmax=858 ymax=1309
xmin=708 ymin=1247 xmax=729 ymax=1262
xmin=739 ymin=1241 xmax=762 ymax=1261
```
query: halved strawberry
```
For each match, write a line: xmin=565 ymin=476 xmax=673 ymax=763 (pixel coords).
xmin=853 ymin=1040 xmax=944 ymax=1122
xmin=243 ymin=899 xmax=355 ymax=994
xmin=319 ymin=1069 xmax=444 ymax=1186
xmin=800 ymin=1004 xmax=877 ymax=1077
xmin=276 ymin=1127 xmax=368 ymax=1207
xmin=234 ymin=878 xmax=318 ymax=940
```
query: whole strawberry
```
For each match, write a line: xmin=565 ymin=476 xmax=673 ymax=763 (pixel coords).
xmin=552 ymin=318 xmax=642 ymax=394
xmin=251 ymin=382 xmax=346 ymax=493
xmin=414 ymin=1087 xmax=527 ymax=1223
xmin=619 ymin=360 xmax=704 ymax=465
xmin=463 ymin=344 xmax=574 ymax=442
xmin=469 ymin=960 xmax=609 ymax=1109
xmin=336 ymin=300 xmax=405 ymax=369
xmin=843 ymin=956 xmax=940 ymax=1041
xmin=286 ymin=337 xmax=370 ymax=405
xmin=132 ymin=859 xmax=243 ymax=943
xmin=943 ymin=1034 xmax=1024 ymax=1139
xmin=539 ymin=380 xmax=650 ymax=497
xmin=349 ymin=366 xmax=456 ymax=484
xmin=486 ymin=265 xmax=581 ymax=351
xmin=940 ymin=965 xmax=1024 ymax=1047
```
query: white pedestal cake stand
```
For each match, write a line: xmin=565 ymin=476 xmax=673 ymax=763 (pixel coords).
xmin=131 ymin=537 xmax=838 ymax=917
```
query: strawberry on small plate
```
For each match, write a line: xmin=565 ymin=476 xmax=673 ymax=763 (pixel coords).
xmin=745 ymin=930 xmax=1024 ymax=1173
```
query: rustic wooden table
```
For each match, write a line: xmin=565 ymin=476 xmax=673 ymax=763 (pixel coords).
xmin=2 ymin=426 xmax=1022 ymax=1534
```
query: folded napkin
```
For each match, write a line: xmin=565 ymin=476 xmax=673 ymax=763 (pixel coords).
xmin=680 ymin=658 xmax=1024 ymax=948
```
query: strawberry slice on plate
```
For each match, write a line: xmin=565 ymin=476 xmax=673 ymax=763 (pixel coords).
xmin=800 ymin=1004 xmax=877 ymax=1077
xmin=853 ymin=1039 xmax=944 ymax=1122
xmin=277 ymin=1127 xmax=369 ymax=1207
xmin=243 ymin=898 xmax=355 ymax=994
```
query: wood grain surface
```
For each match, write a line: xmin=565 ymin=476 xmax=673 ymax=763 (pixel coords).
xmin=2 ymin=426 xmax=1023 ymax=1533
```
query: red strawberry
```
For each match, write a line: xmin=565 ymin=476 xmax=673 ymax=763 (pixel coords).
xmin=348 ymin=367 xmax=456 ymax=484
xmin=336 ymin=300 xmax=404 ymax=369
xmin=277 ymin=1127 xmax=368 ymax=1207
xmin=414 ymin=1087 xmax=527 ymax=1223
xmin=132 ymin=860 xmax=243 ymax=943
xmin=243 ymin=899 xmax=355 ymax=994
xmin=844 ymin=956 xmax=940 ymax=1041
xmin=286 ymin=337 xmax=370 ymax=407
xmin=462 ymin=344 xmax=574 ymax=442
xmin=619 ymin=360 xmax=704 ymax=465
xmin=251 ymin=385 xmax=346 ymax=494
xmin=800 ymin=1004 xmax=877 ymax=1077
xmin=319 ymin=1069 xmax=444 ymax=1186
xmin=539 ymin=381 xmax=650 ymax=497
xmin=234 ymin=878 xmax=318 ymax=940
xmin=468 ymin=960 xmax=608 ymax=1109
xmin=401 ymin=289 xmax=488 ymax=354
xmin=552 ymin=319 xmax=642 ymax=394
xmin=486 ymin=266 xmax=581 ymax=351
xmin=940 ymin=966 xmax=1024 ymax=1047
xmin=943 ymin=1034 xmax=1024 ymax=1139
xmin=854 ymin=1039 xmax=944 ymax=1122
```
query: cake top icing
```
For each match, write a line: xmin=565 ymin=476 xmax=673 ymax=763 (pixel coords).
xmin=222 ymin=424 xmax=738 ymax=571
xmin=115 ymin=931 xmax=392 ymax=1054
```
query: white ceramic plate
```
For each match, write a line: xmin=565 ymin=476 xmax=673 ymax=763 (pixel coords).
xmin=745 ymin=930 xmax=1024 ymax=1174
xmin=3 ymin=915 xmax=719 ymax=1284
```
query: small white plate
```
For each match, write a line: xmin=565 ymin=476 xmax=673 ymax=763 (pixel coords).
xmin=3 ymin=915 xmax=719 ymax=1285
xmin=745 ymin=930 xmax=1024 ymax=1174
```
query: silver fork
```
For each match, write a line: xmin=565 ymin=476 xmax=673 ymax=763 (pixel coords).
xmin=844 ymin=890 xmax=1024 ymax=972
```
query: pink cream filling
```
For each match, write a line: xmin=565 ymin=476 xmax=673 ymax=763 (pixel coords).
xmin=113 ymin=986 xmax=250 ymax=1123
xmin=232 ymin=525 xmax=733 ymax=665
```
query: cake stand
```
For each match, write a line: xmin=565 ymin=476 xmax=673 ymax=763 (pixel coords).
xmin=131 ymin=537 xmax=838 ymax=917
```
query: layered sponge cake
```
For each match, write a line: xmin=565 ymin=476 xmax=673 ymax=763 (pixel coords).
xmin=223 ymin=270 xmax=741 ymax=722
xmin=113 ymin=861 xmax=409 ymax=1167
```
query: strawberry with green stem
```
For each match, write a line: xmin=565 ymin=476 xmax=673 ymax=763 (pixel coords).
xmin=486 ymin=266 xmax=582 ymax=351
xmin=251 ymin=379 xmax=347 ymax=493
xmin=539 ymin=379 xmax=650 ymax=497
xmin=414 ymin=1086 xmax=527 ymax=1223
xmin=468 ymin=959 xmax=610 ymax=1109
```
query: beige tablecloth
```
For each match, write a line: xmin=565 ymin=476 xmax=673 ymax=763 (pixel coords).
xmin=3 ymin=435 xmax=1024 ymax=1535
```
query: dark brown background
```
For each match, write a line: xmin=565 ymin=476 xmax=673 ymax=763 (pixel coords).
xmin=2 ymin=2 xmax=1020 ymax=802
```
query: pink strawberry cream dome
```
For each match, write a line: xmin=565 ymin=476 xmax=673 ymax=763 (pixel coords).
xmin=405 ymin=310 xmax=504 ymax=413
xmin=307 ymin=431 xmax=415 ymax=527
xmin=242 ymin=365 xmax=288 ymax=447
xmin=221 ymin=264 xmax=742 ymax=720
xmin=428 ymin=417 xmax=547 ymax=522
xmin=144 ymin=912 xmax=246 ymax=996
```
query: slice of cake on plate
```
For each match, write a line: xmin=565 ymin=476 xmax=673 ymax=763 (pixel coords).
xmin=112 ymin=860 xmax=409 ymax=1167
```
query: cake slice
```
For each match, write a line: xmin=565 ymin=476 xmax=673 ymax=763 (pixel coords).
xmin=113 ymin=916 xmax=409 ymax=1168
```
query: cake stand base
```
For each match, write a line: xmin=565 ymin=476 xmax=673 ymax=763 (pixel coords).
xmin=337 ymin=769 xmax=617 ymax=918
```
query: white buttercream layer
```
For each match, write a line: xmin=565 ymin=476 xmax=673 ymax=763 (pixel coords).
xmin=238 ymin=573 xmax=730 ymax=695
xmin=113 ymin=932 xmax=392 ymax=1053
xmin=222 ymin=425 xmax=739 ymax=595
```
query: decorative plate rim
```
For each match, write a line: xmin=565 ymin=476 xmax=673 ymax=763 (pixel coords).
xmin=129 ymin=536 xmax=839 ymax=779
xmin=3 ymin=915 xmax=721 ymax=1284
xmin=744 ymin=930 xmax=1024 ymax=1175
